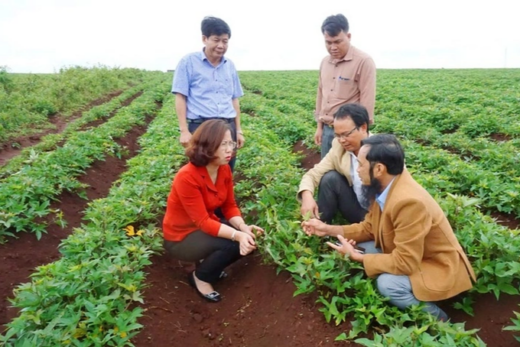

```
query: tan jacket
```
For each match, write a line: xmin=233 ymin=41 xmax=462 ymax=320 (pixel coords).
xmin=343 ymin=170 xmax=476 ymax=302
xmin=297 ymin=138 xmax=354 ymax=200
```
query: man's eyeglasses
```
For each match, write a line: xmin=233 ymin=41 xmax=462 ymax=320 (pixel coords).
xmin=334 ymin=127 xmax=359 ymax=140
xmin=220 ymin=141 xmax=237 ymax=149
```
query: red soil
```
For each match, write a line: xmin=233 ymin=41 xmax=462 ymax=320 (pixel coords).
xmin=1 ymin=131 xmax=519 ymax=347
xmin=0 ymin=89 xmax=143 ymax=167
xmin=0 ymin=120 xmax=151 ymax=326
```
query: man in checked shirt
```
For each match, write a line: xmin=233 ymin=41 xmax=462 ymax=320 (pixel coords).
xmin=314 ymin=14 xmax=376 ymax=158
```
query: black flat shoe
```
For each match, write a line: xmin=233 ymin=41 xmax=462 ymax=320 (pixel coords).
xmin=188 ymin=272 xmax=221 ymax=303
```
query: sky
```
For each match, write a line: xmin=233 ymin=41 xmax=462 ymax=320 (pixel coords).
xmin=1 ymin=0 xmax=519 ymax=73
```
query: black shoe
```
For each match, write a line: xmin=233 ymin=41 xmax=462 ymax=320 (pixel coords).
xmin=188 ymin=272 xmax=221 ymax=303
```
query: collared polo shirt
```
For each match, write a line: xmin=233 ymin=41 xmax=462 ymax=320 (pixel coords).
xmin=315 ymin=46 xmax=376 ymax=124
xmin=172 ymin=50 xmax=244 ymax=120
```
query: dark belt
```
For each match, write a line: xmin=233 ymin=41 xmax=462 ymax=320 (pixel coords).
xmin=187 ymin=117 xmax=235 ymax=124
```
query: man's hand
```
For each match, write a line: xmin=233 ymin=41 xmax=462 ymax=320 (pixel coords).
xmin=179 ymin=130 xmax=192 ymax=147
xmin=300 ymin=193 xmax=320 ymax=219
xmin=327 ymin=235 xmax=364 ymax=262
xmin=237 ymin=133 xmax=245 ymax=149
xmin=314 ymin=126 xmax=323 ymax=146
xmin=301 ymin=218 xmax=329 ymax=237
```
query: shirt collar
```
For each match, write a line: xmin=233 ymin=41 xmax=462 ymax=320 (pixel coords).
xmin=375 ymin=177 xmax=395 ymax=211
xmin=329 ymin=46 xmax=354 ymax=64
xmin=199 ymin=48 xmax=227 ymax=65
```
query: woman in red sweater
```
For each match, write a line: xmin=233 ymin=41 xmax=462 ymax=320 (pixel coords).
xmin=163 ymin=119 xmax=263 ymax=302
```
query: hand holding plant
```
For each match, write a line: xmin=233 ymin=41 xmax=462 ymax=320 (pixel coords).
xmin=301 ymin=218 xmax=329 ymax=237
xmin=240 ymin=224 xmax=264 ymax=239
xmin=300 ymin=192 xmax=320 ymax=219
xmin=237 ymin=232 xmax=257 ymax=256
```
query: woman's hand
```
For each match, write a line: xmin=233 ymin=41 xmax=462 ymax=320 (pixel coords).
xmin=239 ymin=224 xmax=264 ymax=239
xmin=236 ymin=232 xmax=257 ymax=256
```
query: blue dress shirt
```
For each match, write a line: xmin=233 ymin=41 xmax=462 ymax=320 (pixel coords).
xmin=172 ymin=50 xmax=244 ymax=120
xmin=375 ymin=178 xmax=396 ymax=211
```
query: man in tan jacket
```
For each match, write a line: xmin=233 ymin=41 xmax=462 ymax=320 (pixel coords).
xmin=299 ymin=103 xmax=369 ymax=225
xmin=302 ymin=134 xmax=476 ymax=320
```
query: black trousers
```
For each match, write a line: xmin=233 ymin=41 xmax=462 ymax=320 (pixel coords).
xmin=164 ymin=230 xmax=241 ymax=283
xmin=318 ymin=170 xmax=367 ymax=224
xmin=188 ymin=118 xmax=237 ymax=171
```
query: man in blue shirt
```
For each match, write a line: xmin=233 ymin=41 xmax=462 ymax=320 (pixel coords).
xmin=172 ymin=16 xmax=245 ymax=170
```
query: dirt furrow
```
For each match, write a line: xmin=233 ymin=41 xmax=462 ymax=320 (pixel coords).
xmin=0 ymin=89 xmax=143 ymax=167
xmin=132 ymin=254 xmax=352 ymax=347
xmin=0 ymin=117 xmax=153 ymax=327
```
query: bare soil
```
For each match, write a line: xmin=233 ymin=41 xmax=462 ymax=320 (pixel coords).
xmin=1 ymin=128 xmax=519 ymax=346
xmin=490 ymin=133 xmax=513 ymax=142
xmin=131 ymin=253 xmax=353 ymax=347
xmin=0 ymin=119 xmax=151 ymax=326
xmin=0 ymin=89 xmax=143 ymax=167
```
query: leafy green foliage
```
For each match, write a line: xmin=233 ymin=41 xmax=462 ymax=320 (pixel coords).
xmin=0 ymin=76 xmax=170 ymax=242
xmin=0 ymin=66 xmax=155 ymax=143
xmin=236 ymin=70 xmax=520 ymax=345
xmin=0 ymin=95 xmax=184 ymax=346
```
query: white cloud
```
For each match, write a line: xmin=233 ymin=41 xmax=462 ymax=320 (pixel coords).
xmin=0 ymin=0 xmax=519 ymax=72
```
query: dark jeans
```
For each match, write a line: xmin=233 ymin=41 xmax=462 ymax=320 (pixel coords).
xmin=164 ymin=230 xmax=241 ymax=283
xmin=188 ymin=117 xmax=237 ymax=171
xmin=321 ymin=125 xmax=334 ymax=159
xmin=318 ymin=170 xmax=367 ymax=224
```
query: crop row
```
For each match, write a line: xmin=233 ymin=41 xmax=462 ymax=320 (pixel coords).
xmin=240 ymin=69 xmax=520 ymax=139
xmin=375 ymin=114 xmax=520 ymax=179
xmin=0 ymin=75 xmax=171 ymax=243
xmin=0 ymin=83 xmax=145 ymax=176
xmin=236 ymin=92 xmax=487 ymax=345
xmin=0 ymin=94 xmax=186 ymax=346
xmin=241 ymin=77 xmax=520 ymax=220
xmin=0 ymin=66 xmax=152 ymax=143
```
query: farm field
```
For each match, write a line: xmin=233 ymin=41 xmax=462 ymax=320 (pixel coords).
xmin=0 ymin=68 xmax=519 ymax=346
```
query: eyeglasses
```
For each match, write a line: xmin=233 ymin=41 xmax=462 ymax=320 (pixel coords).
xmin=334 ymin=127 xmax=359 ymax=140
xmin=220 ymin=141 xmax=237 ymax=149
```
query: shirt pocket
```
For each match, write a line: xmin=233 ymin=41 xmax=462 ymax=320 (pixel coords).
xmin=335 ymin=78 xmax=359 ymax=100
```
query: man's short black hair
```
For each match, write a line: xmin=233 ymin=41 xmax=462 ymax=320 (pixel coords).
xmin=321 ymin=14 xmax=349 ymax=36
xmin=201 ymin=16 xmax=231 ymax=38
xmin=361 ymin=134 xmax=405 ymax=175
xmin=334 ymin=103 xmax=370 ymax=132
